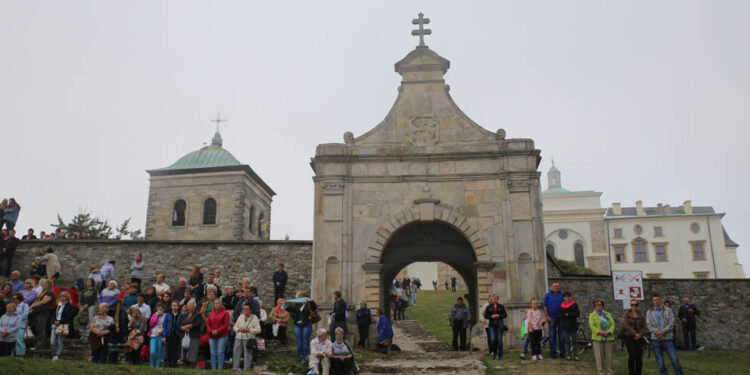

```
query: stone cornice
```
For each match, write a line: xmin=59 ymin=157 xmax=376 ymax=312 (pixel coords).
xmin=313 ymin=171 xmax=541 ymax=183
xmin=312 ymin=148 xmax=541 ymax=163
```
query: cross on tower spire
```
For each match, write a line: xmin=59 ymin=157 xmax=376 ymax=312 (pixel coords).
xmin=209 ymin=112 xmax=227 ymax=146
xmin=411 ymin=12 xmax=431 ymax=47
xmin=210 ymin=111 xmax=227 ymax=133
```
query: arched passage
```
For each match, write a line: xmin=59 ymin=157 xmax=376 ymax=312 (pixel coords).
xmin=379 ymin=221 xmax=479 ymax=324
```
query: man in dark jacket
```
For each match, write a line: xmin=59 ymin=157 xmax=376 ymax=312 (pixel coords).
xmin=678 ymin=297 xmax=701 ymax=350
xmin=233 ymin=287 xmax=260 ymax=322
xmin=331 ymin=290 xmax=347 ymax=334
xmin=0 ymin=229 xmax=19 ymax=277
xmin=449 ymin=297 xmax=471 ymax=351
xmin=272 ymin=263 xmax=288 ymax=302
xmin=450 ymin=277 xmax=457 ymax=292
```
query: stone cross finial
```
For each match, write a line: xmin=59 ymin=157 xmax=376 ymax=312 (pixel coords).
xmin=210 ymin=111 xmax=227 ymax=133
xmin=411 ymin=12 xmax=431 ymax=47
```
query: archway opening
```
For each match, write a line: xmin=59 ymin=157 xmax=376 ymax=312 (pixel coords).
xmin=379 ymin=221 xmax=478 ymax=325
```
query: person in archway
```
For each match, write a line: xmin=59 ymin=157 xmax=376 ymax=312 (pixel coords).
xmin=449 ymin=297 xmax=470 ymax=351
xmin=450 ymin=277 xmax=457 ymax=292
xmin=484 ymin=294 xmax=507 ymax=360
xmin=330 ymin=291 xmax=347 ymax=336
xmin=543 ymin=282 xmax=565 ymax=359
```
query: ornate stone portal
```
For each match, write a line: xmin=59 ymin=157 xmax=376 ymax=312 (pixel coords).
xmin=310 ymin=14 xmax=546 ymax=346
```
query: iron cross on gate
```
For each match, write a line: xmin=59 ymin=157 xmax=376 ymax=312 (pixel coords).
xmin=412 ymin=12 xmax=432 ymax=47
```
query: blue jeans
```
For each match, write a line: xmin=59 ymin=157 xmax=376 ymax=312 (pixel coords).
xmin=50 ymin=324 xmax=64 ymax=356
xmin=294 ymin=324 xmax=312 ymax=359
xmin=92 ymin=347 xmax=107 ymax=363
xmin=209 ymin=336 xmax=228 ymax=370
xmin=488 ymin=325 xmax=504 ymax=358
xmin=410 ymin=293 xmax=417 ymax=306
xmin=522 ymin=337 xmax=529 ymax=356
xmin=548 ymin=319 xmax=565 ymax=357
xmin=652 ymin=339 xmax=684 ymax=375
xmin=149 ymin=337 xmax=163 ymax=367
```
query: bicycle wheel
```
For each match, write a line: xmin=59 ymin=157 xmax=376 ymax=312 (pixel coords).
xmin=577 ymin=342 xmax=586 ymax=356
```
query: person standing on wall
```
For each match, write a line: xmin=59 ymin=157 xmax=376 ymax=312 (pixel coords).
xmin=543 ymin=282 xmax=565 ymax=359
xmin=273 ymin=263 xmax=288 ymax=302
xmin=677 ymin=297 xmax=701 ymax=351
xmin=129 ymin=254 xmax=144 ymax=291
xmin=647 ymin=295 xmax=684 ymax=375
xmin=449 ymin=297 xmax=470 ymax=351
xmin=0 ymin=229 xmax=19 ymax=277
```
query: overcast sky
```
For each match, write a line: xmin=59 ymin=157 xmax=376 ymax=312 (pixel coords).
xmin=1 ymin=1 xmax=748 ymax=275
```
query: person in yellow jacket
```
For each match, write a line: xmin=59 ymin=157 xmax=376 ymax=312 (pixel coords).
xmin=588 ymin=299 xmax=615 ymax=375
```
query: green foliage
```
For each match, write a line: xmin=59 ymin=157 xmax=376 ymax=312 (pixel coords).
xmin=553 ymin=256 xmax=599 ymax=275
xmin=52 ymin=210 xmax=142 ymax=240
xmin=114 ymin=217 xmax=143 ymax=240
xmin=52 ymin=210 xmax=113 ymax=239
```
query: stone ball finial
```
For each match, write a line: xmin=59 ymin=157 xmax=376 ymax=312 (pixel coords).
xmin=496 ymin=128 xmax=506 ymax=140
xmin=343 ymin=131 xmax=355 ymax=144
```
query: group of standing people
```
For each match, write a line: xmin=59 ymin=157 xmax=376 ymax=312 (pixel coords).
xmin=529 ymin=282 xmax=689 ymax=375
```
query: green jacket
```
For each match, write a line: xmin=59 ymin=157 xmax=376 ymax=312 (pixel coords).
xmin=588 ymin=310 xmax=615 ymax=342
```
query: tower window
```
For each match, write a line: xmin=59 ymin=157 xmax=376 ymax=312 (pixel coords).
xmin=203 ymin=198 xmax=217 ymax=225
xmin=172 ymin=200 xmax=186 ymax=226
xmin=546 ymin=244 xmax=555 ymax=257
xmin=248 ymin=206 xmax=255 ymax=232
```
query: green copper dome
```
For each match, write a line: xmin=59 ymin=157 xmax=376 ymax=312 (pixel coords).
xmin=159 ymin=132 xmax=242 ymax=170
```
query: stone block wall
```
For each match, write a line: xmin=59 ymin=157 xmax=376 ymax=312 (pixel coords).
xmin=14 ymin=240 xmax=311 ymax=304
xmin=548 ymin=275 xmax=750 ymax=350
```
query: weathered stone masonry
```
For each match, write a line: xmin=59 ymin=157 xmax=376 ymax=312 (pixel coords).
xmin=15 ymin=240 xmax=311 ymax=303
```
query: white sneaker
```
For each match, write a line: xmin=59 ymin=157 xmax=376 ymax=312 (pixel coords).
xmin=531 ymin=355 xmax=538 ymax=361
xmin=538 ymin=354 xmax=544 ymax=360
xmin=51 ymin=356 xmax=59 ymax=361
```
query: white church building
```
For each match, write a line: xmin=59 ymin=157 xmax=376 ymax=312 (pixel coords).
xmin=542 ymin=162 xmax=744 ymax=279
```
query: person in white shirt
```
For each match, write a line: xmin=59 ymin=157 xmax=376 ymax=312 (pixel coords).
xmin=136 ymin=294 xmax=152 ymax=319
xmin=153 ymin=274 xmax=170 ymax=297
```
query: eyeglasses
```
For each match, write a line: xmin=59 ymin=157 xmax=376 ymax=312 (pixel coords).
xmin=631 ymin=303 xmax=639 ymax=306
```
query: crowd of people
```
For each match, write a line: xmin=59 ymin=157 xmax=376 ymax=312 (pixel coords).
xmin=502 ymin=282 xmax=692 ymax=375
xmin=0 ymin=252 xmax=395 ymax=375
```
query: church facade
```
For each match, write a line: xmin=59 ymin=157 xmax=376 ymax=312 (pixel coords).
xmin=310 ymin=15 xmax=547 ymax=344
xmin=145 ymin=130 xmax=275 ymax=241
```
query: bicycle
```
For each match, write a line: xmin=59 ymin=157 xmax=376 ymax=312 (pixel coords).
xmin=540 ymin=321 xmax=591 ymax=357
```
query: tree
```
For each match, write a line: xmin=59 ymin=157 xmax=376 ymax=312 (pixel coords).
xmin=52 ymin=210 xmax=143 ymax=240
xmin=52 ymin=210 xmax=113 ymax=239
xmin=115 ymin=217 xmax=143 ymax=240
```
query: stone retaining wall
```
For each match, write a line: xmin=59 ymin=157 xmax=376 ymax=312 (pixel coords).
xmin=14 ymin=240 xmax=312 ymax=304
xmin=549 ymin=275 xmax=750 ymax=350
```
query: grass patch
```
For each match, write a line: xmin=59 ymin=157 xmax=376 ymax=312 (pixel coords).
xmin=409 ymin=290 xmax=749 ymax=374
xmin=406 ymin=289 xmax=468 ymax=344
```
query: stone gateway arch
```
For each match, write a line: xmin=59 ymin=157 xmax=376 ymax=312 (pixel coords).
xmin=310 ymin=20 xmax=546 ymax=347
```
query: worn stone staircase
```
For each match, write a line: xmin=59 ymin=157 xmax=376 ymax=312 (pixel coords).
xmin=358 ymin=319 xmax=485 ymax=375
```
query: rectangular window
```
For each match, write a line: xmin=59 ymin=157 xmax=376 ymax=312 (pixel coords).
xmin=633 ymin=241 xmax=648 ymax=262
xmin=613 ymin=228 xmax=623 ymax=239
xmin=646 ymin=273 xmax=661 ymax=279
xmin=654 ymin=244 xmax=667 ymax=262
xmin=691 ymin=241 xmax=706 ymax=261
xmin=614 ymin=246 xmax=626 ymax=262
xmin=654 ymin=226 xmax=663 ymax=237
xmin=694 ymin=272 xmax=709 ymax=280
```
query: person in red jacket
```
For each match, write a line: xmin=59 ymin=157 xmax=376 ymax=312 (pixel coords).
xmin=206 ymin=302 xmax=230 ymax=370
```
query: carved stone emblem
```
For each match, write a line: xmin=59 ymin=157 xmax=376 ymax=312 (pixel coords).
xmin=405 ymin=116 xmax=439 ymax=146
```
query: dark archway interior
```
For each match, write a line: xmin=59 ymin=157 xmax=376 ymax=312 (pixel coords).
xmin=380 ymin=221 xmax=478 ymax=325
